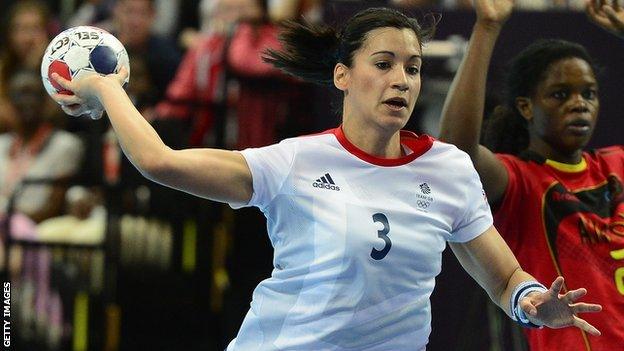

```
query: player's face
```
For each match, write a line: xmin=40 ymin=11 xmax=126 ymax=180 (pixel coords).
xmin=527 ymin=58 xmax=599 ymax=158
xmin=341 ymin=27 xmax=422 ymax=132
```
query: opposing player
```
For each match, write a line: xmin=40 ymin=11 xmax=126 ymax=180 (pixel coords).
xmin=50 ymin=7 xmax=601 ymax=350
xmin=439 ymin=0 xmax=623 ymax=349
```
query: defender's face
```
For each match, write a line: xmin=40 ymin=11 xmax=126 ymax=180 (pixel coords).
xmin=339 ymin=27 xmax=422 ymax=133
xmin=528 ymin=57 xmax=599 ymax=155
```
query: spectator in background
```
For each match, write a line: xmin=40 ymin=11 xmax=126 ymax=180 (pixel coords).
xmin=389 ymin=0 xmax=438 ymax=9
xmin=157 ymin=0 xmax=317 ymax=147
xmin=110 ymin=0 xmax=181 ymax=102
xmin=67 ymin=0 xmax=184 ymax=39
xmin=0 ymin=1 xmax=56 ymax=134
xmin=0 ymin=69 xmax=83 ymax=223
xmin=227 ymin=0 xmax=318 ymax=148
xmin=268 ymin=0 xmax=324 ymax=23
xmin=156 ymin=0 xmax=263 ymax=146
xmin=442 ymin=0 xmax=587 ymax=11
xmin=65 ymin=0 xmax=116 ymax=29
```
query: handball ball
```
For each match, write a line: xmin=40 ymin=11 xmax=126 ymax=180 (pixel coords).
xmin=40 ymin=26 xmax=130 ymax=100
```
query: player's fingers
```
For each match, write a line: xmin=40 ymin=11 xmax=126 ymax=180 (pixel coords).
xmin=563 ymin=288 xmax=587 ymax=303
xmin=113 ymin=66 xmax=129 ymax=86
xmin=574 ymin=316 xmax=601 ymax=336
xmin=549 ymin=276 xmax=565 ymax=296
xmin=587 ymin=0 xmax=606 ymax=20
xmin=53 ymin=93 xmax=84 ymax=106
xmin=588 ymin=8 xmax=616 ymax=28
xmin=520 ymin=298 xmax=538 ymax=316
xmin=89 ymin=109 xmax=104 ymax=120
xmin=571 ymin=302 xmax=602 ymax=314
xmin=118 ymin=66 xmax=129 ymax=79
xmin=61 ymin=104 xmax=88 ymax=117
xmin=603 ymin=5 xmax=624 ymax=30
xmin=51 ymin=73 xmax=73 ymax=90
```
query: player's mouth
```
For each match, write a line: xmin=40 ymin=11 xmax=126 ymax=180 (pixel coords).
xmin=382 ymin=97 xmax=408 ymax=111
xmin=565 ymin=118 xmax=592 ymax=135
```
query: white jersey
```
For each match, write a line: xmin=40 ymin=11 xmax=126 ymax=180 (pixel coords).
xmin=227 ymin=127 xmax=492 ymax=350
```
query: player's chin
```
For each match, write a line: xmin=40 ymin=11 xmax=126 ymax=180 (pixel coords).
xmin=379 ymin=112 xmax=410 ymax=130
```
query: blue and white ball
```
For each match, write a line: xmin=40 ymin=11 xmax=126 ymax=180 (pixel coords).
xmin=41 ymin=26 xmax=130 ymax=97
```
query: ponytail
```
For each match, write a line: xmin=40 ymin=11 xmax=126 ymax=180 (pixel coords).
xmin=263 ymin=20 xmax=339 ymax=86
xmin=264 ymin=7 xmax=437 ymax=87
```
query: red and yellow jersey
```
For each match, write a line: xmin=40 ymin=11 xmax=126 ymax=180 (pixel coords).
xmin=496 ymin=146 xmax=624 ymax=351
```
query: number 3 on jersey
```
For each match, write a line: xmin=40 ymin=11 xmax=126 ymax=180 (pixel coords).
xmin=371 ymin=213 xmax=392 ymax=260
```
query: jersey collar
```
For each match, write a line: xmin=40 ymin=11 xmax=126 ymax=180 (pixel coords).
xmin=332 ymin=126 xmax=434 ymax=167
xmin=519 ymin=150 xmax=588 ymax=173
xmin=544 ymin=157 xmax=587 ymax=173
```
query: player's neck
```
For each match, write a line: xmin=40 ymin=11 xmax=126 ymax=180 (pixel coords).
xmin=341 ymin=120 xmax=402 ymax=159
xmin=527 ymin=139 xmax=583 ymax=165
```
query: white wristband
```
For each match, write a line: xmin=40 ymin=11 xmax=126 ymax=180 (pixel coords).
xmin=510 ymin=281 xmax=548 ymax=328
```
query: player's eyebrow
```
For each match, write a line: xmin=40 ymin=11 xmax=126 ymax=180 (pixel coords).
xmin=370 ymin=51 xmax=421 ymax=60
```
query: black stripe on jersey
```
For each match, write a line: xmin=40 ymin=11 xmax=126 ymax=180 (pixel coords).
xmin=325 ymin=173 xmax=335 ymax=185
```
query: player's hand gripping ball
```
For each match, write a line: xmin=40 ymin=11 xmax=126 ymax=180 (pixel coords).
xmin=40 ymin=26 xmax=130 ymax=119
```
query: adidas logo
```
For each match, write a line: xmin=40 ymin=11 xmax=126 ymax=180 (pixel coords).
xmin=312 ymin=173 xmax=340 ymax=191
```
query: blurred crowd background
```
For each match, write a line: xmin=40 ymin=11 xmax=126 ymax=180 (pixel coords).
xmin=0 ymin=0 xmax=621 ymax=350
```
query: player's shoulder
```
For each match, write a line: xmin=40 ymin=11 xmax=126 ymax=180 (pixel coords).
xmin=589 ymin=145 xmax=624 ymax=158
xmin=429 ymin=139 xmax=474 ymax=164
xmin=277 ymin=128 xmax=338 ymax=147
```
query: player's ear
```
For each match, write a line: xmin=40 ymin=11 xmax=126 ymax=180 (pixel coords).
xmin=334 ymin=63 xmax=349 ymax=92
xmin=515 ymin=97 xmax=533 ymax=121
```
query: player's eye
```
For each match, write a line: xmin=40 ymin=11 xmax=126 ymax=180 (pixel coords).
xmin=582 ymin=88 xmax=597 ymax=100
xmin=551 ymin=90 xmax=569 ymax=100
xmin=406 ymin=66 xmax=420 ymax=75
xmin=375 ymin=62 xmax=391 ymax=70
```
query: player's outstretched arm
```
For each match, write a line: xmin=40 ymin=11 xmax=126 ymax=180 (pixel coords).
xmin=51 ymin=70 xmax=253 ymax=206
xmin=438 ymin=0 xmax=512 ymax=204
xmin=450 ymin=226 xmax=602 ymax=335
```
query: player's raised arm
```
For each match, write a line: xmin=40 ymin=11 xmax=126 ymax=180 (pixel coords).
xmin=51 ymin=70 xmax=253 ymax=206
xmin=438 ymin=0 xmax=512 ymax=204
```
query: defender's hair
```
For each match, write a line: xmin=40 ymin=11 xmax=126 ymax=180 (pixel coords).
xmin=263 ymin=7 xmax=437 ymax=86
xmin=483 ymin=39 xmax=599 ymax=155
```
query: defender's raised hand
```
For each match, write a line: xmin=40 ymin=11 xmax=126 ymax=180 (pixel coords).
xmin=587 ymin=0 xmax=624 ymax=37
xmin=520 ymin=277 xmax=602 ymax=336
xmin=474 ymin=0 xmax=514 ymax=27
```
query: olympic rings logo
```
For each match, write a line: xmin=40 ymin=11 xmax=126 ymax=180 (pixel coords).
xmin=417 ymin=200 xmax=430 ymax=209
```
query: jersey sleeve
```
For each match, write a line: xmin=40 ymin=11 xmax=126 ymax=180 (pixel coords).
xmin=449 ymin=156 xmax=494 ymax=243
xmin=230 ymin=139 xmax=297 ymax=210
